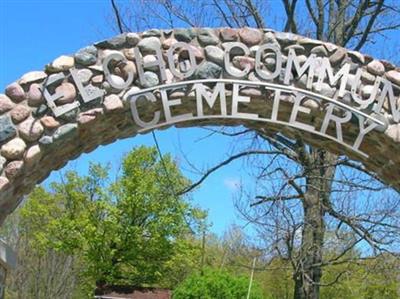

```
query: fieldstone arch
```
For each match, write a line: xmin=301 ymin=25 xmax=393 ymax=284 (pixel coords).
xmin=0 ymin=27 xmax=400 ymax=227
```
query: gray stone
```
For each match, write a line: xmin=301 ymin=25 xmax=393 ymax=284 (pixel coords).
xmin=53 ymin=124 xmax=78 ymax=142
xmin=285 ymin=44 xmax=305 ymax=55
xmin=275 ymin=32 xmax=298 ymax=44
xmin=142 ymin=29 xmax=161 ymax=37
xmin=19 ymin=71 xmax=47 ymax=85
xmin=96 ymin=34 xmax=126 ymax=49
xmin=0 ymin=95 xmax=15 ymax=114
xmin=385 ymin=124 xmax=400 ymax=142
xmin=312 ymin=82 xmax=335 ymax=98
xmin=139 ymin=72 xmax=159 ymax=88
xmin=38 ymin=135 xmax=53 ymax=147
xmin=1 ymin=138 xmax=26 ymax=160
xmin=329 ymin=48 xmax=346 ymax=65
xmin=5 ymin=83 xmax=25 ymax=102
xmin=197 ymin=28 xmax=219 ymax=46
xmin=0 ymin=115 xmax=16 ymax=143
xmin=75 ymin=46 xmax=98 ymax=66
xmin=205 ymin=46 xmax=224 ymax=65
xmin=311 ymin=45 xmax=328 ymax=56
xmin=174 ymin=29 xmax=195 ymax=42
xmin=126 ymin=33 xmax=140 ymax=46
xmin=194 ymin=61 xmax=222 ymax=79
xmin=348 ymin=51 xmax=365 ymax=64
xmin=138 ymin=37 xmax=162 ymax=54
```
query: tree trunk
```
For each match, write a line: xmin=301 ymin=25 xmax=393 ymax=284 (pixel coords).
xmin=293 ymin=150 xmax=336 ymax=299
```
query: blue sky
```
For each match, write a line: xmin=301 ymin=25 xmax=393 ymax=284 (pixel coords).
xmin=0 ymin=0 xmax=257 ymax=235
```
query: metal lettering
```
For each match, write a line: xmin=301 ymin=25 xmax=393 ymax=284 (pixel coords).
xmin=103 ymin=52 xmax=134 ymax=89
xmin=352 ymin=116 xmax=379 ymax=150
xmin=167 ymin=42 xmax=197 ymax=79
xmin=70 ymin=68 xmax=104 ymax=103
xmin=316 ymin=58 xmax=350 ymax=97
xmin=373 ymin=78 xmax=400 ymax=122
xmin=224 ymin=42 xmax=250 ymax=78
xmin=195 ymin=83 xmax=227 ymax=116
xmin=255 ymin=44 xmax=282 ymax=80
xmin=43 ymin=73 xmax=79 ymax=117
xmin=284 ymin=49 xmax=316 ymax=89
xmin=129 ymin=92 xmax=160 ymax=127
xmin=232 ymin=83 xmax=258 ymax=119
xmin=160 ymin=89 xmax=193 ymax=122
xmin=320 ymin=103 xmax=352 ymax=142
xmin=135 ymin=47 xmax=167 ymax=86
xmin=289 ymin=93 xmax=315 ymax=132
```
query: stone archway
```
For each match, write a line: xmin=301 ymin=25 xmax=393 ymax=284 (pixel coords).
xmin=0 ymin=27 xmax=399 ymax=230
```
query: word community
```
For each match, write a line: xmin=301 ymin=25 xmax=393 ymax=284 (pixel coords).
xmin=43 ymin=40 xmax=400 ymax=157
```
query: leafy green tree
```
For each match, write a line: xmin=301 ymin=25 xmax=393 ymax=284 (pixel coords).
xmin=173 ymin=267 xmax=264 ymax=299
xmin=3 ymin=146 xmax=205 ymax=297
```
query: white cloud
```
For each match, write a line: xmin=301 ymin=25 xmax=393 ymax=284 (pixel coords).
xmin=223 ymin=177 xmax=241 ymax=191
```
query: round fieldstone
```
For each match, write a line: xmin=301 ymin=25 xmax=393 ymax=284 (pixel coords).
xmin=205 ymin=45 xmax=224 ymax=65
xmin=5 ymin=83 xmax=25 ymax=102
xmin=0 ymin=94 xmax=15 ymax=114
xmin=138 ymin=37 xmax=162 ymax=55
xmin=40 ymin=116 xmax=60 ymax=130
xmin=92 ymin=75 xmax=104 ymax=85
xmin=179 ymin=45 xmax=204 ymax=61
xmin=54 ymin=82 xmax=77 ymax=105
xmin=19 ymin=71 xmax=47 ymax=85
xmin=239 ymin=28 xmax=262 ymax=46
xmin=367 ymin=60 xmax=385 ymax=76
xmin=27 ymin=83 xmax=44 ymax=106
xmin=0 ymin=115 xmax=16 ymax=143
xmin=4 ymin=160 xmax=24 ymax=179
xmin=139 ymin=72 xmax=159 ymax=88
xmin=348 ymin=51 xmax=365 ymax=64
xmin=53 ymin=123 xmax=78 ymax=142
xmin=143 ymin=29 xmax=161 ymax=37
xmin=103 ymin=94 xmax=123 ymax=112
xmin=18 ymin=117 xmax=44 ymax=142
xmin=126 ymin=33 xmax=140 ymax=46
xmin=174 ymin=29 xmax=195 ymax=42
xmin=162 ymin=38 xmax=177 ymax=49
xmin=194 ymin=61 xmax=222 ymax=79
xmin=49 ymin=55 xmax=75 ymax=72
xmin=76 ymin=68 xmax=93 ymax=84
xmin=385 ymin=124 xmax=400 ymax=142
xmin=10 ymin=105 xmax=30 ymax=123
xmin=96 ymin=34 xmax=126 ymax=49
xmin=220 ymin=28 xmax=237 ymax=41
xmin=1 ymin=138 xmax=26 ymax=160
xmin=24 ymin=145 xmax=42 ymax=167
xmin=311 ymin=45 xmax=328 ymax=56
xmin=197 ymin=28 xmax=219 ymax=46
xmin=232 ymin=56 xmax=255 ymax=71
xmin=75 ymin=46 xmax=97 ymax=66
xmin=329 ymin=48 xmax=347 ymax=65
xmin=386 ymin=70 xmax=400 ymax=85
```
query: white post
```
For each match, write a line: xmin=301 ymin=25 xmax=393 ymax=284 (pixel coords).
xmin=246 ymin=257 xmax=257 ymax=299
